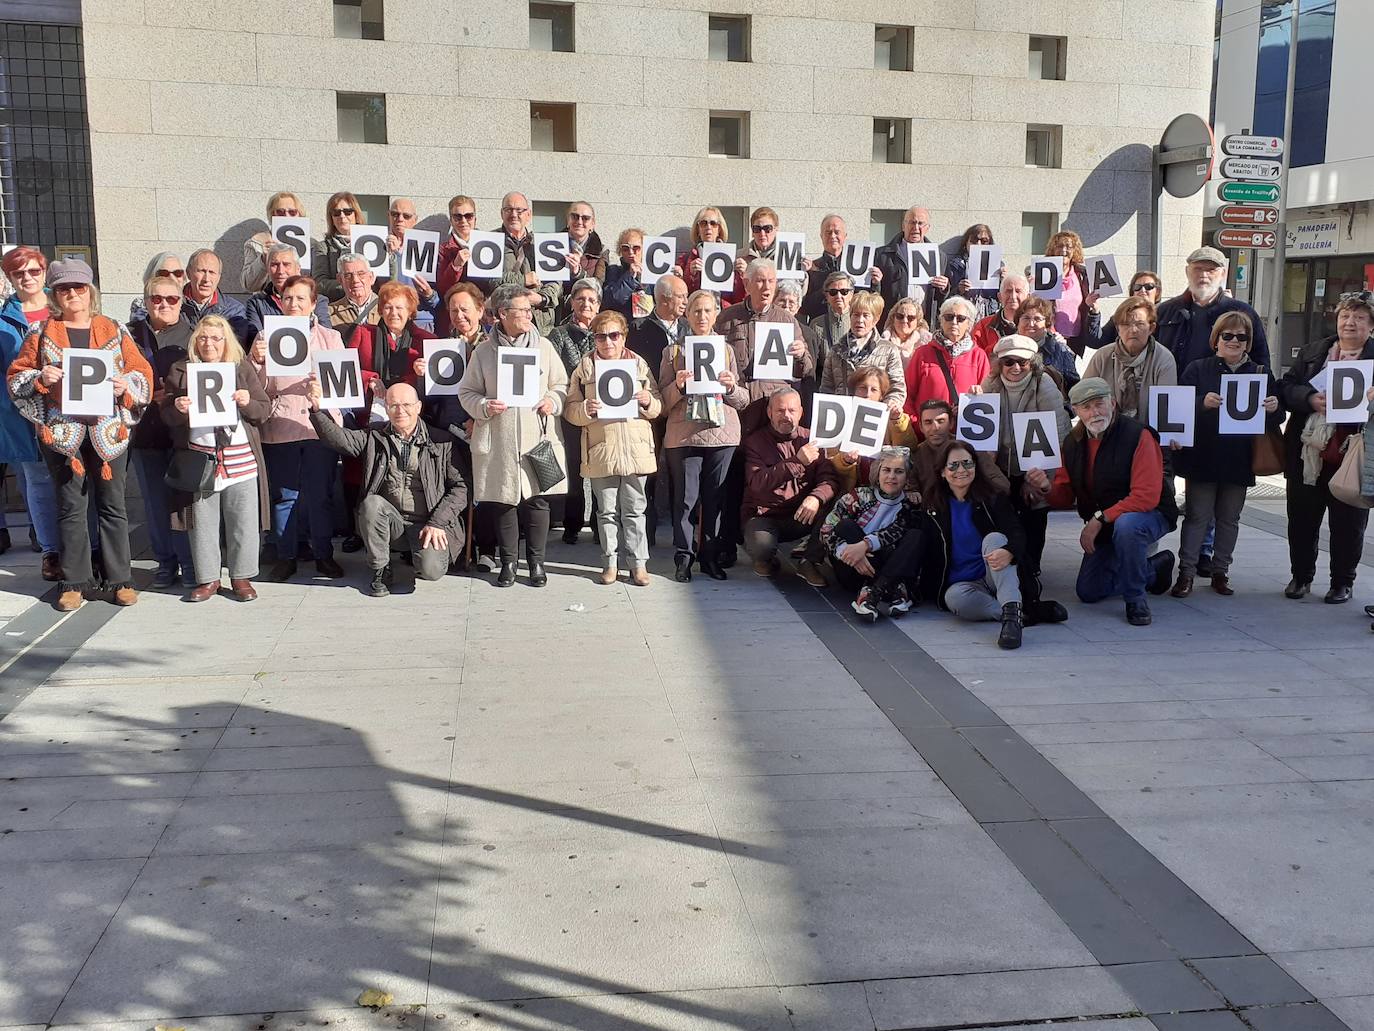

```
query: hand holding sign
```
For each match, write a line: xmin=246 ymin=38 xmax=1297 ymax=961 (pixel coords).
xmin=60 ymin=350 xmax=114 ymax=417
xmin=699 ymin=244 xmax=736 ymax=292
xmin=467 ymin=231 xmax=506 ymax=278
xmin=1030 ymin=258 xmax=1063 ymax=300
xmin=642 ymin=237 xmax=677 ymax=285
xmin=686 ymin=335 xmax=728 ymax=394
xmin=534 ymin=233 xmax=570 ymax=283
xmin=496 ymin=347 xmax=543 ymax=407
xmin=272 ymin=217 xmax=311 ymax=271
xmin=907 ymin=243 xmax=940 ymax=287
xmin=1218 ymin=374 xmax=1268 ymax=435
xmin=774 ymin=232 xmax=806 ymax=281
xmin=840 ymin=242 xmax=876 ymax=288
xmin=956 ymin=392 xmax=1000 ymax=451
xmin=350 ymin=225 xmax=390 ymax=275
xmin=263 ymin=316 xmax=312 ymax=378
xmin=423 ymin=339 xmax=466 ymax=397
xmin=187 ymin=363 xmax=238 ymax=428
xmin=400 ymin=230 xmax=441 ymax=283
xmin=594 ymin=359 xmax=639 ymax=419
xmin=752 ymin=323 xmax=794 ymax=381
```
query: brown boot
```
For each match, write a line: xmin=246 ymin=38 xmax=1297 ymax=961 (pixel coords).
xmin=1210 ymin=574 xmax=1234 ymax=596
xmin=187 ymin=582 xmax=220 ymax=603
xmin=41 ymin=553 xmax=63 ymax=582
xmin=1169 ymin=573 xmax=1193 ymax=598
xmin=112 ymin=586 xmax=139 ymax=607
xmin=55 ymin=588 xmax=83 ymax=612
xmin=229 ymin=578 xmax=258 ymax=602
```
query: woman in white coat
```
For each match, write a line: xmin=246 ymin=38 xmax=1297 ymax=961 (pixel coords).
xmin=458 ymin=284 xmax=569 ymax=587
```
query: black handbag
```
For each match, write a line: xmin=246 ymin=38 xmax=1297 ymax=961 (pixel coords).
xmin=164 ymin=448 xmax=216 ymax=494
xmin=523 ymin=415 xmax=565 ymax=493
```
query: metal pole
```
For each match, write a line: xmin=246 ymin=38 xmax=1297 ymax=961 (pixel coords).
xmin=1150 ymin=145 xmax=1164 ymax=273
xmin=1264 ymin=2 xmax=1300 ymax=372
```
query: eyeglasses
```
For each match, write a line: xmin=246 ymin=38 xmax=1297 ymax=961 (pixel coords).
xmin=450 ymin=211 xmax=476 ymax=222
xmin=341 ymin=270 xmax=370 ymax=279
xmin=971 ymin=237 xmax=992 ymax=245
xmin=148 ymin=294 xmax=181 ymax=306
xmin=826 ymin=288 xmax=852 ymax=297
xmin=892 ymin=313 xmax=918 ymax=322
xmin=386 ymin=401 xmax=421 ymax=411
xmin=331 ymin=207 xmax=356 ymax=217
xmin=1218 ymin=332 xmax=1250 ymax=342
xmin=751 ymin=224 xmax=776 ymax=234
xmin=620 ymin=245 xmax=643 ymax=253
xmin=389 ymin=210 xmax=416 ymax=221
xmin=1131 ymin=282 xmax=1158 ymax=293
xmin=503 ymin=306 xmax=533 ymax=316
xmin=941 ymin=313 xmax=971 ymax=323
xmin=945 ymin=459 xmax=976 ymax=471
xmin=568 ymin=212 xmax=594 ymax=222
xmin=502 ymin=206 xmax=531 ymax=215
xmin=14 ymin=265 xmax=42 ymax=279
xmin=696 ymin=218 xmax=720 ymax=228
xmin=272 ymin=208 xmax=299 ymax=217
xmin=54 ymin=283 xmax=87 ymax=293
xmin=592 ymin=331 xmax=624 ymax=343
xmin=1120 ymin=320 xmax=1152 ymax=331
xmin=1000 ymin=356 xmax=1030 ymax=368
xmin=157 ymin=268 xmax=186 ymax=279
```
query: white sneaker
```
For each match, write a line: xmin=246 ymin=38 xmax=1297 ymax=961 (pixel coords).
xmin=851 ymin=586 xmax=879 ymax=622
xmin=476 ymin=553 xmax=497 ymax=573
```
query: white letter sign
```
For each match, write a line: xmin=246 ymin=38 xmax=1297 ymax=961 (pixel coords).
xmin=496 ymin=347 xmax=542 ymax=407
xmin=774 ymin=232 xmax=805 ymax=281
xmin=60 ymin=349 xmax=114 ymax=418
xmin=423 ymin=339 xmax=466 ymax=397
xmin=1219 ymin=374 xmax=1267 ymax=435
xmin=843 ymin=397 xmax=891 ymax=458
xmin=1086 ymin=255 xmax=1123 ymax=298
xmin=1326 ymin=360 xmax=1374 ymax=425
xmin=685 ymin=335 xmax=727 ymax=394
xmin=313 ymin=350 xmax=364 ymax=412
xmin=840 ymin=242 xmax=876 ymax=288
xmin=967 ymin=245 xmax=1003 ymax=290
xmin=1030 ymin=258 xmax=1063 ymax=300
xmin=699 ymin=243 xmax=736 ymax=292
xmin=534 ymin=232 xmax=570 ymax=283
xmin=400 ymin=229 xmax=441 ymax=283
xmin=271 ymin=217 xmax=311 ymax=272
xmin=809 ymin=393 xmax=849 ymax=449
xmin=907 ymin=243 xmax=940 ymax=287
xmin=188 ymin=362 xmax=238 ymax=428
xmin=263 ymin=315 xmax=312 ymax=378
xmin=752 ymin=323 xmax=794 ymax=381
xmin=641 ymin=236 xmax=677 ymax=286
xmin=956 ymin=392 xmax=1000 ymax=451
xmin=1011 ymin=411 xmax=1061 ymax=471
xmin=350 ymin=225 xmax=390 ymax=276
xmin=1147 ymin=385 xmax=1195 ymax=447
xmin=594 ymin=358 xmax=639 ymax=420
xmin=467 ymin=231 xmax=506 ymax=277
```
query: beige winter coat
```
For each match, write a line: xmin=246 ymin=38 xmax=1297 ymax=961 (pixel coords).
xmin=458 ymin=330 xmax=569 ymax=504
xmin=563 ymin=351 xmax=663 ymax=478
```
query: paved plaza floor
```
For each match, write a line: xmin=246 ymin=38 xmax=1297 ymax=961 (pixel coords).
xmin=1 ymin=495 xmax=1372 ymax=1031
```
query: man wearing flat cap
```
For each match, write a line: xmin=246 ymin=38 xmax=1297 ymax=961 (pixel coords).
xmin=1048 ymin=377 xmax=1177 ymax=626
xmin=1155 ymin=246 xmax=1270 ymax=371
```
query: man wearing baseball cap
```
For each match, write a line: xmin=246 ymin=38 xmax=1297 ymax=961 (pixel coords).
xmin=1048 ymin=377 xmax=1177 ymax=626
xmin=1154 ymin=246 xmax=1270 ymax=372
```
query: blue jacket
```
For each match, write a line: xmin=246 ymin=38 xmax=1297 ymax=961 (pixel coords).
xmin=602 ymin=261 xmax=642 ymax=318
xmin=0 ymin=295 xmax=40 ymax=463
xmin=1155 ymin=292 xmax=1270 ymax=372
xmin=182 ymin=289 xmax=251 ymax=343
xmin=243 ymin=289 xmax=331 ymax=338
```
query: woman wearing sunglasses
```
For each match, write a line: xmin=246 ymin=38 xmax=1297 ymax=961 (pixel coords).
xmin=944 ymin=224 xmax=1002 ymax=322
xmin=1096 ymin=271 xmax=1163 ymax=349
xmin=922 ymin=438 xmax=1032 ymax=649
xmin=881 ymin=297 xmax=931 ymax=365
xmin=1170 ymin=311 xmax=1281 ymax=598
xmin=676 ymin=206 xmax=743 ymax=304
xmin=243 ymin=191 xmax=307 ymax=295
xmin=563 ymin=310 xmax=663 ymax=586
xmin=903 ymin=296 xmax=989 ymax=424
xmin=313 ymin=190 xmax=362 ymax=302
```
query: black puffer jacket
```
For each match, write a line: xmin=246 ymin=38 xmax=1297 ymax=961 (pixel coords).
xmin=917 ymin=491 xmax=1031 ymax=608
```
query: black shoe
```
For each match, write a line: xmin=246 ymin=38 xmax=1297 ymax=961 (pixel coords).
xmin=528 ymin=561 xmax=547 ymax=588
xmin=1147 ymin=551 xmax=1174 ymax=596
xmin=1365 ymin=604 xmax=1374 ymax=619
xmin=1023 ymin=599 xmax=1069 ymax=626
xmin=341 ymin=535 xmax=364 ymax=553
xmin=369 ymin=566 xmax=392 ymax=598
xmin=298 ymin=544 xmax=316 ymax=563
xmin=1285 ymin=578 xmax=1311 ymax=599
xmin=562 ymin=527 xmax=580 ymax=545
xmin=699 ymin=554 xmax=727 ymax=580
xmin=1195 ymin=552 xmax=1214 ymax=578
xmin=315 ymin=557 xmax=344 ymax=579
xmin=674 ymin=555 xmax=693 ymax=583
xmin=716 ymin=548 xmax=738 ymax=570
xmin=496 ymin=562 xmax=516 ymax=587
xmin=1126 ymin=600 xmax=1152 ymax=626
xmin=998 ymin=602 xmax=1023 ymax=650
xmin=151 ymin=566 xmax=178 ymax=589
xmin=264 ymin=559 xmax=297 ymax=582
xmin=0 ymin=528 xmax=9 ymax=555
xmin=1325 ymin=585 xmax=1353 ymax=605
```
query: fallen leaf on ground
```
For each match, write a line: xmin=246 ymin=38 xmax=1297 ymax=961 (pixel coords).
xmin=356 ymin=989 xmax=394 ymax=1009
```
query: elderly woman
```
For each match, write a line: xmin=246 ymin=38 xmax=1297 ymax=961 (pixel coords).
xmin=243 ymin=191 xmax=306 ymax=295
xmin=882 ymin=296 xmax=931 ymax=365
xmin=248 ymin=274 xmax=346 ymax=582
xmin=921 ymin=438 xmax=1030 ymax=649
xmin=828 ymin=367 xmax=921 ymax=494
xmin=245 ymin=243 xmax=332 ymax=336
xmin=128 ymin=275 xmax=195 ymax=588
xmin=162 ymin=315 xmax=271 ymax=603
xmin=1084 ymin=297 xmax=1177 ymax=420
xmin=945 ymin=224 xmax=1002 ymax=321
xmin=659 ymin=288 xmax=748 ymax=581
xmin=1012 ymin=296 xmax=1079 ymax=399
xmin=312 ymin=190 xmax=362 ymax=302
xmin=1170 ymin=311 xmax=1281 ymax=598
xmin=903 ymin=296 xmax=989 ymax=421
xmin=1279 ymin=291 xmax=1374 ymax=604
xmin=350 ymin=281 xmax=435 ymax=398
xmin=128 ymin=251 xmax=185 ymax=324
xmin=6 ymin=259 xmax=152 ymax=611
xmin=1096 ymin=272 xmax=1163 ymax=350
xmin=980 ymin=334 xmax=1071 ymax=624
xmin=549 ymin=277 xmax=603 ymax=544
xmin=678 ymin=206 xmax=743 ymax=303
xmin=820 ymin=291 xmax=907 ymax=412
xmin=1044 ymin=230 xmax=1102 ymax=355
xmin=458 ymin=283 xmax=569 ymax=588
xmin=808 ymin=271 xmax=853 ymax=363
xmin=602 ymin=228 xmax=650 ymax=319
xmin=0 ymin=246 xmax=59 ymax=572
xmin=775 ymin=279 xmax=821 ymax=416
xmin=564 ymin=310 xmax=663 ymax=585
xmin=820 ymin=445 xmax=925 ymax=620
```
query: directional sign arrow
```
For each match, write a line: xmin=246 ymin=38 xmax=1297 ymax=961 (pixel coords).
xmin=1219 ymin=157 xmax=1282 ymax=182
xmin=1218 ymin=204 xmax=1280 ymax=227
xmin=1217 ymin=181 xmax=1281 ymax=204
xmin=1214 ymin=228 xmax=1277 ymax=251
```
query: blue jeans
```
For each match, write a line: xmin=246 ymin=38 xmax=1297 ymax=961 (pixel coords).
xmin=131 ymin=447 xmax=193 ymax=573
xmin=1075 ymin=509 xmax=1170 ymax=605
xmin=264 ymin=440 xmax=337 ymax=561
xmin=4 ymin=460 xmax=60 ymax=554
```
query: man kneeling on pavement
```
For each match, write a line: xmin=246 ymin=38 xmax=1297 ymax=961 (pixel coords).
xmin=1048 ymin=377 xmax=1177 ymax=626
xmin=309 ymin=379 xmax=469 ymax=597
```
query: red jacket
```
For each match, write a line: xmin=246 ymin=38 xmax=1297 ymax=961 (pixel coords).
xmin=682 ymin=245 xmax=744 ymax=305
xmin=348 ymin=322 xmax=434 ymax=395
xmin=903 ymin=340 xmax=990 ymax=421
xmin=741 ymin=425 xmax=840 ymax=521
xmin=436 ymin=235 xmax=470 ymax=301
xmin=972 ymin=312 xmax=1016 ymax=355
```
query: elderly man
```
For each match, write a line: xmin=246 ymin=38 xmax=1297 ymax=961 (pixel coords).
xmin=308 ymin=380 xmax=469 ymax=597
xmin=564 ymin=200 xmax=606 ymax=281
xmin=468 ymin=191 xmax=561 ymax=334
xmin=182 ymin=248 xmax=249 ymax=342
xmin=244 ymin=244 xmax=331 ymax=335
xmin=1049 ymin=378 xmax=1177 ymax=626
xmin=741 ymin=389 xmax=840 ymax=585
xmin=800 ymin=214 xmax=880 ymax=319
xmin=327 ymin=252 xmax=381 ymax=331
xmin=381 ymin=197 xmax=438 ymax=331
xmin=972 ymin=273 xmax=1030 ymax=354
xmin=1156 ymin=246 xmax=1269 ymax=370
xmin=875 ymin=205 xmax=950 ymax=323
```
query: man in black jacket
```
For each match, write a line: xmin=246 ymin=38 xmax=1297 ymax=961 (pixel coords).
xmin=874 ymin=205 xmax=949 ymax=325
xmin=308 ymin=381 xmax=469 ymax=597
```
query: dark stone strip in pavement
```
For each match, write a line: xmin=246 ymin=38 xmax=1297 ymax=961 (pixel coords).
xmin=0 ymin=600 xmax=120 ymax=720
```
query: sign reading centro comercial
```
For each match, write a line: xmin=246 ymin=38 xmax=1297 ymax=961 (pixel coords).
xmin=1221 ymin=134 xmax=1284 ymax=159
xmin=1285 ymin=218 xmax=1339 ymax=256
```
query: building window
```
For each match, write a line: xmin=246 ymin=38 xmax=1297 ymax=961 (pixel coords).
xmin=530 ymin=102 xmax=576 ymax=152
xmin=1025 ymin=124 xmax=1062 ymax=168
xmin=872 ymin=118 xmax=912 ymax=164
xmin=532 ymin=200 xmax=569 ymax=233
xmin=1028 ymin=35 xmax=1066 ymax=80
xmin=336 ymin=92 xmax=388 ymax=144
xmin=718 ymin=206 xmax=748 ymax=245
xmin=334 ymin=0 xmax=384 ymax=39
xmin=870 ymin=209 xmax=904 ymax=244
xmin=708 ymin=15 xmax=749 ymax=62
xmin=355 ymin=194 xmax=390 ymax=225
xmin=529 ymin=2 xmax=574 ymax=52
xmin=874 ymin=25 xmax=913 ymax=71
xmin=1255 ymin=0 xmax=1335 ymax=168
xmin=1021 ymin=212 xmax=1059 ymax=255
xmin=708 ymin=111 xmax=749 ymax=158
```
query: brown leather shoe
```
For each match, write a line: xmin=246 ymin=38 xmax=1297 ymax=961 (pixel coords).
xmin=41 ymin=553 xmax=63 ymax=582
xmin=752 ymin=558 xmax=777 ymax=578
xmin=796 ymin=558 xmax=828 ymax=588
xmin=55 ymin=589 xmax=83 ymax=612
xmin=1210 ymin=574 xmax=1234 ymax=596
xmin=229 ymin=578 xmax=258 ymax=602
xmin=187 ymin=582 xmax=220 ymax=603
xmin=630 ymin=567 xmax=650 ymax=587
xmin=113 ymin=586 xmax=139 ymax=607
xmin=1169 ymin=574 xmax=1193 ymax=598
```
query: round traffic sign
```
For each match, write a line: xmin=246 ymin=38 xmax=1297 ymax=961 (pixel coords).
xmin=1158 ymin=113 xmax=1215 ymax=198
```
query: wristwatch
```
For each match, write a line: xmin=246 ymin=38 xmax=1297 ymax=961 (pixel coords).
xmin=1092 ymin=510 xmax=1111 ymax=525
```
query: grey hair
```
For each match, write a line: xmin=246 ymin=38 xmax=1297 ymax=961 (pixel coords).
xmin=775 ymin=280 xmax=803 ymax=303
xmin=653 ymin=274 xmax=684 ymax=303
xmin=490 ymin=283 xmax=530 ymax=314
xmin=570 ymin=276 xmax=602 ymax=298
xmin=823 ymin=271 xmax=854 ymax=291
xmin=337 ymin=251 xmax=371 ymax=270
xmin=142 ymin=250 xmax=182 ymax=283
xmin=265 ymin=242 xmax=300 ymax=264
xmin=939 ymin=295 xmax=976 ymax=320
xmin=767 ymin=386 xmax=801 ymax=408
xmin=686 ymin=288 xmax=719 ymax=312
xmin=1000 ymin=272 xmax=1029 ymax=293
xmin=187 ymin=248 xmax=221 ymax=270
xmin=744 ymin=257 xmax=777 ymax=280
xmin=868 ymin=446 xmax=912 ymax=488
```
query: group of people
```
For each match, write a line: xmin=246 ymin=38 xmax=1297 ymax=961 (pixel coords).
xmin=2 ymin=192 xmax=1373 ymax=642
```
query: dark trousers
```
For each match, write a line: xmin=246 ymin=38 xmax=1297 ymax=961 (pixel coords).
xmin=644 ymin=420 xmax=669 ymax=540
xmin=829 ymin=517 xmax=924 ymax=594
xmin=490 ymin=496 xmax=551 ymax=565
xmin=561 ymin=425 xmax=589 ymax=533
xmin=719 ymin=448 xmax=747 ymax=555
xmin=473 ymin=502 xmax=499 ymax=556
xmin=264 ymin=440 xmax=338 ymax=561
xmin=744 ymin=512 xmax=827 ymax=564
xmin=1287 ymin=470 xmax=1368 ymax=589
xmin=42 ymin=441 xmax=132 ymax=591
xmin=1009 ymin=481 xmax=1049 ymax=604
xmin=667 ymin=445 xmax=734 ymax=561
